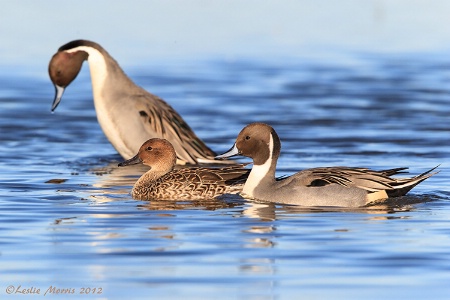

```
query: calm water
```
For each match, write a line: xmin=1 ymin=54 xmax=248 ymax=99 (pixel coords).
xmin=1 ymin=53 xmax=450 ymax=300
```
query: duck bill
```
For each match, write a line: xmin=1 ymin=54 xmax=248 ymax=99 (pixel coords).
xmin=118 ymin=154 xmax=142 ymax=167
xmin=51 ymin=85 xmax=65 ymax=112
xmin=215 ymin=143 xmax=240 ymax=160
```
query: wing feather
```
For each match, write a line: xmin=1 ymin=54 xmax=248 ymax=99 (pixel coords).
xmin=135 ymin=93 xmax=216 ymax=164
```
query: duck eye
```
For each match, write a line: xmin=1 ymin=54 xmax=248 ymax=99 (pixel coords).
xmin=245 ymin=136 xmax=251 ymax=140
xmin=146 ymin=146 xmax=153 ymax=151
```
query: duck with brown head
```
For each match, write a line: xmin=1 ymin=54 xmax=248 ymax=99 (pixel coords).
xmin=216 ymin=122 xmax=438 ymax=207
xmin=48 ymin=39 xmax=228 ymax=165
xmin=118 ymin=138 xmax=250 ymax=200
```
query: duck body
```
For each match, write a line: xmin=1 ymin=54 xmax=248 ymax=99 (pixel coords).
xmin=118 ymin=138 xmax=249 ymax=200
xmin=130 ymin=164 xmax=249 ymax=201
xmin=49 ymin=40 xmax=219 ymax=164
xmin=244 ymin=166 xmax=415 ymax=207
xmin=216 ymin=122 xmax=437 ymax=207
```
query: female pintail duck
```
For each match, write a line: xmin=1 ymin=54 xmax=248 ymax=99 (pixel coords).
xmin=49 ymin=39 xmax=224 ymax=165
xmin=216 ymin=122 xmax=438 ymax=207
xmin=118 ymin=138 xmax=250 ymax=200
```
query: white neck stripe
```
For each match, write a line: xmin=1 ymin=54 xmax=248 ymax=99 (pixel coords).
xmin=65 ymin=46 xmax=107 ymax=106
xmin=242 ymin=134 xmax=273 ymax=197
xmin=66 ymin=46 xmax=106 ymax=90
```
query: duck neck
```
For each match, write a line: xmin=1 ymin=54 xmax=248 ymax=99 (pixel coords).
xmin=66 ymin=46 xmax=133 ymax=106
xmin=242 ymin=133 xmax=279 ymax=198
xmin=67 ymin=46 xmax=106 ymax=102
xmin=66 ymin=45 xmax=138 ymax=158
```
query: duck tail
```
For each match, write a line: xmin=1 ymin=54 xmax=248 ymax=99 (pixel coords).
xmin=378 ymin=167 xmax=409 ymax=176
xmin=386 ymin=165 xmax=439 ymax=197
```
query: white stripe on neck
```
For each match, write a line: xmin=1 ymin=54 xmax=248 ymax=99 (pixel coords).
xmin=66 ymin=46 xmax=107 ymax=102
xmin=242 ymin=133 xmax=273 ymax=197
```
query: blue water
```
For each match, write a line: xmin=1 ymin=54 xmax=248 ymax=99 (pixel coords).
xmin=1 ymin=52 xmax=450 ymax=300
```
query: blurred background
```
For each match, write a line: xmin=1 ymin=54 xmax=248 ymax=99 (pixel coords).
xmin=2 ymin=0 xmax=450 ymax=68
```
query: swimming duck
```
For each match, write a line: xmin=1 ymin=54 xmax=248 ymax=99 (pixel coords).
xmin=118 ymin=138 xmax=250 ymax=200
xmin=49 ymin=39 xmax=222 ymax=164
xmin=216 ymin=122 xmax=437 ymax=207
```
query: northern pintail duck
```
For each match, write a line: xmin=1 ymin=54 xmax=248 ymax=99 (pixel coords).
xmin=216 ymin=122 xmax=437 ymax=207
xmin=49 ymin=39 xmax=223 ymax=164
xmin=118 ymin=138 xmax=249 ymax=200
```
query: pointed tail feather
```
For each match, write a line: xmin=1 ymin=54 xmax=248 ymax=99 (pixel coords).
xmin=386 ymin=165 xmax=439 ymax=197
xmin=379 ymin=167 xmax=409 ymax=177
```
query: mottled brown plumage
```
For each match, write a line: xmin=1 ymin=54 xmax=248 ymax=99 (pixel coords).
xmin=118 ymin=138 xmax=249 ymax=200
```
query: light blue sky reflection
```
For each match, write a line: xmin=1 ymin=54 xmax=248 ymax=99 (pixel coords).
xmin=1 ymin=0 xmax=450 ymax=67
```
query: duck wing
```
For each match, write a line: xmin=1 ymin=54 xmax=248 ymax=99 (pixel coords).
xmin=194 ymin=164 xmax=250 ymax=191
xmin=287 ymin=166 xmax=438 ymax=197
xmin=157 ymin=164 xmax=250 ymax=198
xmin=134 ymin=92 xmax=217 ymax=164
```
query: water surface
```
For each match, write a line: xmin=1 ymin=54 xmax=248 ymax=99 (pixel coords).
xmin=1 ymin=53 xmax=450 ymax=299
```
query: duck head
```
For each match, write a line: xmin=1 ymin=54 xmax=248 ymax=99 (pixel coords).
xmin=118 ymin=138 xmax=177 ymax=173
xmin=48 ymin=41 xmax=90 ymax=111
xmin=216 ymin=122 xmax=280 ymax=166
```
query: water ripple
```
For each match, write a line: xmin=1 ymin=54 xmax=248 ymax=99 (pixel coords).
xmin=1 ymin=54 xmax=450 ymax=299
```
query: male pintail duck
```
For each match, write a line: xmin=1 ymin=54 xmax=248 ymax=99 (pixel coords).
xmin=118 ymin=138 xmax=250 ymax=200
xmin=49 ymin=39 xmax=224 ymax=165
xmin=216 ymin=122 xmax=438 ymax=207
